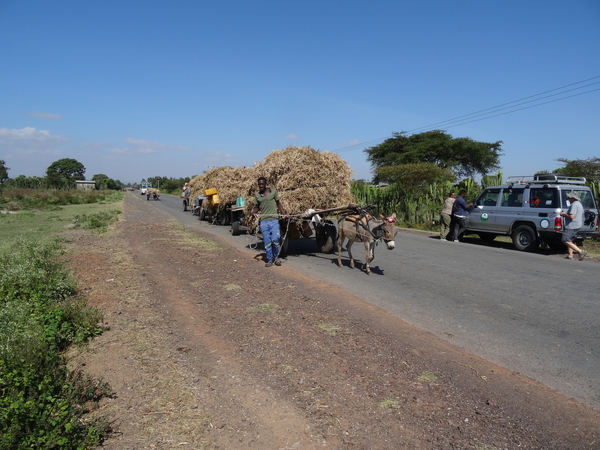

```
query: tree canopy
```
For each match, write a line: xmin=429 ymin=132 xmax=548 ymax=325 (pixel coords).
xmin=147 ymin=175 xmax=191 ymax=193
xmin=555 ymin=157 xmax=600 ymax=183
xmin=364 ymin=130 xmax=503 ymax=182
xmin=375 ymin=163 xmax=456 ymax=194
xmin=46 ymin=158 xmax=86 ymax=188
xmin=0 ymin=160 xmax=9 ymax=184
xmin=91 ymin=174 xmax=121 ymax=190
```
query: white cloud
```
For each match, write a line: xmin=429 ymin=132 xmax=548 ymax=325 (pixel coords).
xmin=124 ymin=137 xmax=192 ymax=154
xmin=198 ymin=151 xmax=237 ymax=165
xmin=286 ymin=134 xmax=299 ymax=139
xmin=28 ymin=111 xmax=63 ymax=121
xmin=0 ymin=127 xmax=68 ymax=142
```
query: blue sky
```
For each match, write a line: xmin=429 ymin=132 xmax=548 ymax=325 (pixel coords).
xmin=1 ymin=0 xmax=599 ymax=184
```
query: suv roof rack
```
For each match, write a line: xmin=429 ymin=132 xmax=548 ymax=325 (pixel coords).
xmin=505 ymin=174 xmax=587 ymax=185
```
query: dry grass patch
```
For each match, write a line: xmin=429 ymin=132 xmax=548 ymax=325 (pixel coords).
xmin=417 ymin=371 xmax=437 ymax=383
xmin=378 ymin=398 xmax=400 ymax=409
xmin=250 ymin=303 xmax=280 ymax=312
xmin=315 ymin=322 xmax=341 ymax=336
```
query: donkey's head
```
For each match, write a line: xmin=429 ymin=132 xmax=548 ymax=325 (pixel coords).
xmin=377 ymin=212 xmax=398 ymax=249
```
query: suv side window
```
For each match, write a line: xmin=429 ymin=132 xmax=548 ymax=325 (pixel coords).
xmin=500 ymin=188 xmax=524 ymax=207
xmin=529 ymin=188 xmax=558 ymax=208
xmin=562 ymin=190 xmax=596 ymax=210
xmin=475 ymin=189 xmax=500 ymax=207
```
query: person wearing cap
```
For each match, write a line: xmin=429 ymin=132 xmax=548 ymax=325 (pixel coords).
xmin=560 ymin=191 xmax=587 ymax=260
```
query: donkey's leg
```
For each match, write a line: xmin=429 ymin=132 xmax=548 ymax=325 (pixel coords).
xmin=337 ymin=231 xmax=344 ymax=267
xmin=347 ymin=240 xmax=355 ymax=268
xmin=364 ymin=241 xmax=372 ymax=274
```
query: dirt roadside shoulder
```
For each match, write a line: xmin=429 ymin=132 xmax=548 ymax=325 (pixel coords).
xmin=64 ymin=194 xmax=600 ymax=449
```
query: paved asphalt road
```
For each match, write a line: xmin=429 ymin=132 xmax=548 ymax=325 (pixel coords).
xmin=138 ymin=192 xmax=600 ymax=411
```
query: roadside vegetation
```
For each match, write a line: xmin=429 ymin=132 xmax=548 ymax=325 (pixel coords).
xmin=0 ymin=189 xmax=122 ymax=449
xmin=0 ymin=189 xmax=123 ymax=242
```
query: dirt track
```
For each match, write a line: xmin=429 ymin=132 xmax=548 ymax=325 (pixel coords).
xmin=65 ymin=194 xmax=600 ymax=449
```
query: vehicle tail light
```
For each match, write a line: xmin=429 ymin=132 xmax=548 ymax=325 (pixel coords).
xmin=596 ymin=216 xmax=600 ymax=231
xmin=554 ymin=216 xmax=563 ymax=232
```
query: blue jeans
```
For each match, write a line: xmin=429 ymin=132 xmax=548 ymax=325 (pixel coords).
xmin=260 ymin=219 xmax=281 ymax=262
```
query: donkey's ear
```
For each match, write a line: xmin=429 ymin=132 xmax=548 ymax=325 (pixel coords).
xmin=392 ymin=212 xmax=397 ymax=219
xmin=378 ymin=213 xmax=385 ymax=219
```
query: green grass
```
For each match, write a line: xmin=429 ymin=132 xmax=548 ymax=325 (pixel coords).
xmin=0 ymin=195 xmax=123 ymax=241
xmin=0 ymin=190 xmax=120 ymax=448
xmin=0 ymin=238 xmax=111 ymax=449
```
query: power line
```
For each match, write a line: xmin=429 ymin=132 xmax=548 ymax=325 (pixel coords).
xmin=333 ymin=75 xmax=600 ymax=154
xmin=406 ymin=75 xmax=600 ymax=133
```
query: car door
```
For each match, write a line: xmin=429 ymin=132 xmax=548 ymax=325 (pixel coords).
xmin=495 ymin=188 xmax=525 ymax=233
xmin=469 ymin=188 xmax=500 ymax=232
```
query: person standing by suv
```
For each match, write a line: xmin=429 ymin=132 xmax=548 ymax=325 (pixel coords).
xmin=440 ymin=191 xmax=456 ymax=241
xmin=448 ymin=190 xmax=473 ymax=242
xmin=560 ymin=191 xmax=588 ymax=260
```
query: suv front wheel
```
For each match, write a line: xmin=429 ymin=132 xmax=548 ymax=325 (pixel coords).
xmin=512 ymin=225 xmax=539 ymax=252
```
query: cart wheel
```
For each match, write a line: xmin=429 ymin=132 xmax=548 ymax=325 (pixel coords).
xmin=316 ymin=220 xmax=337 ymax=254
xmin=231 ymin=221 xmax=241 ymax=236
xmin=219 ymin=209 xmax=231 ymax=226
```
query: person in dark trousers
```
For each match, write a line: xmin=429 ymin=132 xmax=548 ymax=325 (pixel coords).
xmin=252 ymin=177 xmax=288 ymax=267
xmin=448 ymin=189 xmax=473 ymax=242
xmin=560 ymin=191 xmax=587 ymax=260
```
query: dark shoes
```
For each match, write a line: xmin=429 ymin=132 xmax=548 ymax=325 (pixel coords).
xmin=274 ymin=259 xmax=282 ymax=266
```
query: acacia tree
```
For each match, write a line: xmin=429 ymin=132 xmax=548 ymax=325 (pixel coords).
xmin=556 ymin=157 xmax=600 ymax=182
xmin=46 ymin=158 xmax=86 ymax=188
xmin=375 ymin=163 xmax=456 ymax=195
xmin=365 ymin=130 xmax=503 ymax=183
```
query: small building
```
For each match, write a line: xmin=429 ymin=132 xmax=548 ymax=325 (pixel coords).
xmin=76 ymin=180 xmax=96 ymax=191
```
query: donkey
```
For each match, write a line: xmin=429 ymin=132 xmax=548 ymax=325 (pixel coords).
xmin=336 ymin=212 xmax=398 ymax=274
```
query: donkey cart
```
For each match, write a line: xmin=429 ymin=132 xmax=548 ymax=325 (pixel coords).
xmin=278 ymin=204 xmax=365 ymax=256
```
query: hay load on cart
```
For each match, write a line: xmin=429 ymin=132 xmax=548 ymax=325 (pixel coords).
xmin=243 ymin=146 xmax=355 ymax=253
xmin=189 ymin=166 xmax=254 ymax=223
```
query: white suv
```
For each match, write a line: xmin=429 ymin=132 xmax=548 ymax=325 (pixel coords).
xmin=466 ymin=174 xmax=599 ymax=251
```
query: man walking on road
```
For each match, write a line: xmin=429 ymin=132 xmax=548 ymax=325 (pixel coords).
xmin=560 ymin=191 xmax=588 ymax=260
xmin=252 ymin=177 xmax=289 ymax=267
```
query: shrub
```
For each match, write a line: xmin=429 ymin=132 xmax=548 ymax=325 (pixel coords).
xmin=0 ymin=238 xmax=111 ymax=449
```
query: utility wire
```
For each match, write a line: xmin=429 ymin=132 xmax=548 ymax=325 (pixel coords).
xmin=333 ymin=75 xmax=600 ymax=154
xmin=406 ymin=75 xmax=600 ymax=133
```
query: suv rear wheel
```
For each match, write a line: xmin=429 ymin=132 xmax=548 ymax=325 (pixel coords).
xmin=512 ymin=225 xmax=538 ymax=252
